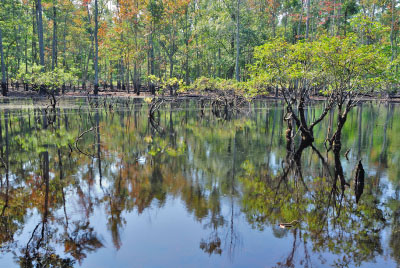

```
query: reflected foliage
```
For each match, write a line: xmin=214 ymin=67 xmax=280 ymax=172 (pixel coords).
xmin=0 ymin=99 xmax=398 ymax=267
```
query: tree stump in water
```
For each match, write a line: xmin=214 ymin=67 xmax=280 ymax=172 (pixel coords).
xmin=355 ymin=160 xmax=365 ymax=203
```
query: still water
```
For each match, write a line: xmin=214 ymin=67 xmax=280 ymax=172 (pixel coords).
xmin=0 ymin=98 xmax=398 ymax=267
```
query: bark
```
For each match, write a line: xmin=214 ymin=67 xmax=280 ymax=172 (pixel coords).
xmin=126 ymin=61 xmax=130 ymax=93
xmin=169 ymin=55 xmax=174 ymax=78
xmin=0 ymin=5 xmax=7 ymax=96
xmin=149 ymin=23 xmax=155 ymax=76
xmin=185 ymin=7 xmax=190 ymax=84
xmin=52 ymin=0 xmax=57 ymax=70
xmin=37 ymin=0 xmax=45 ymax=67
xmin=235 ymin=0 xmax=240 ymax=81
xmin=120 ymin=58 xmax=125 ymax=91
xmin=297 ymin=1 xmax=304 ymax=41
xmin=148 ymin=23 xmax=155 ymax=95
xmin=25 ymin=30 xmax=28 ymax=74
xmin=110 ymin=70 xmax=113 ymax=90
xmin=83 ymin=5 xmax=94 ymax=91
xmin=305 ymin=0 xmax=311 ymax=39
xmin=94 ymin=0 xmax=99 ymax=95
xmin=391 ymin=0 xmax=395 ymax=62
xmin=36 ymin=0 xmax=46 ymax=94
xmin=14 ymin=20 xmax=21 ymax=71
xmin=0 ymin=28 xmax=6 ymax=96
xmin=62 ymin=14 xmax=67 ymax=67
xmin=32 ymin=1 xmax=37 ymax=65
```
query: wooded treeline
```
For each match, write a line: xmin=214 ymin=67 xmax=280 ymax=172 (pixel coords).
xmin=0 ymin=0 xmax=398 ymax=96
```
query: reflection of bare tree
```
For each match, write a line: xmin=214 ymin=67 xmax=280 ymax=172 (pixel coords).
xmin=96 ymin=109 xmax=103 ymax=187
xmin=389 ymin=188 xmax=400 ymax=265
xmin=199 ymin=132 xmax=242 ymax=260
xmin=0 ymin=110 xmax=14 ymax=251
xmin=0 ymin=99 xmax=395 ymax=267
xmin=200 ymin=187 xmax=225 ymax=256
xmin=240 ymin=103 xmax=387 ymax=267
xmin=378 ymin=104 xmax=393 ymax=171
xmin=149 ymin=114 xmax=165 ymax=135
xmin=1 ymin=110 xmax=10 ymax=215
xmin=226 ymin=132 xmax=241 ymax=260
xmin=282 ymin=99 xmax=366 ymax=207
xmin=274 ymin=229 xmax=298 ymax=268
xmin=19 ymin=151 xmax=75 ymax=268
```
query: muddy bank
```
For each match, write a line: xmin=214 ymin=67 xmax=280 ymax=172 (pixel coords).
xmin=2 ymin=88 xmax=400 ymax=103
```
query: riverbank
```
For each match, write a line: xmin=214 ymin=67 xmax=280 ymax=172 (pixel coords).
xmin=2 ymin=88 xmax=400 ymax=103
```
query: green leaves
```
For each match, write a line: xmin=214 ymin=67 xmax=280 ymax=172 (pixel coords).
xmin=147 ymin=75 xmax=184 ymax=94
xmin=250 ymin=34 xmax=392 ymax=97
xmin=17 ymin=65 xmax=78 ymax=92
xmin=350 ymin=14 xmax=390 ymax=43
xmin=314 ymin=34 xmax=390 ymax=95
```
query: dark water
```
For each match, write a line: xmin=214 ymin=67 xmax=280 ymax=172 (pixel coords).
xmin=0 ymin=98 xmax=398 ymax=267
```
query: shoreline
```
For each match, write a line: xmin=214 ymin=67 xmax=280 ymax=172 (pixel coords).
xmin=1 ymin=89 xmax=400 ymax=103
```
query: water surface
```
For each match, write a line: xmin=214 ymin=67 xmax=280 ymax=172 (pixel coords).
xmin=0 ymin=98 xmax=398 ymax=267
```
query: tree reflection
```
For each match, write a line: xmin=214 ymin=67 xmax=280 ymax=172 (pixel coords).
xmin=241 ymin=134 xmax=386 ymax=267
xmin=0 ymin=100 xmax=398 ymax=267
xmin=63 ymin=221 xmax=103 ymax=264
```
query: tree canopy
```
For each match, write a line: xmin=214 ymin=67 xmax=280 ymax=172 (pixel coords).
xmin=0 ymin=0 xmax=398 ymax=96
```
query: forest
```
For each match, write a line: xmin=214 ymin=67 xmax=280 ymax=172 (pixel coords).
xmin=0 ymin=0 xmax=399 ymax=98
xmin=1 ymin=0 xmax=400 ymax=267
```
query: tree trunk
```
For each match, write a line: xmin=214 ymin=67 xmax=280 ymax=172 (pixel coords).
xmin=110 ymin=70 xmax=113 ymax=90
xmin=185 ymin=7 xmax=190 ymax=85
xmin=37 ymin=0 xmax=45 ymax=67
xmin=52 ymin=0 xmax=57 ymax=70
xmin=305 ymin=0 xmax=311 ymax=39
xmin=298 ymin=5 xmax=303 ymax=41
xmin=235 ymin=0 xmax=240 ymax=81
xmin=120 ymin=58 xmax=125 ymax=91
xmin=24 ymin=31 xmax=28 ymax=91
xmin=94 ymin=0 xmax=99 ymax=95
xmin=149 ymin=23 xmax=155 ymax=76
xmin=169 ymin=55 xmax=174 ymax=78
xmin=0 ymin=28 xmax=6 ymax=96
xmin=32 ymin=1 xmax=38 ymax=65
xmin=62 ymin=14 xmax=67 ymax=67
xmin=126 ymin=61 xmax=130 ymax=93
xmin=37 ymin=0 xmax=46 ymax=94
xmin=391 ymin=0 xmax=395 ymax=62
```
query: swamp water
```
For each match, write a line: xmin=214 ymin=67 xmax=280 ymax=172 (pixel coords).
xmin=0 ymin=98 xmax=398 ymax=267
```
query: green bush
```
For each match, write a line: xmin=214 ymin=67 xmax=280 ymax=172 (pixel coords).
xmin=146 ymin=75 xmax=184 ymax=95
xmin=17 ymin=65 xmax=78 ymax=93
xmin=189 ymin=77 xmax=249 ymax=94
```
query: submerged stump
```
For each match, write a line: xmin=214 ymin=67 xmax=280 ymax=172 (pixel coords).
xmin=354 ymin=160 xmax=365 ymax=204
